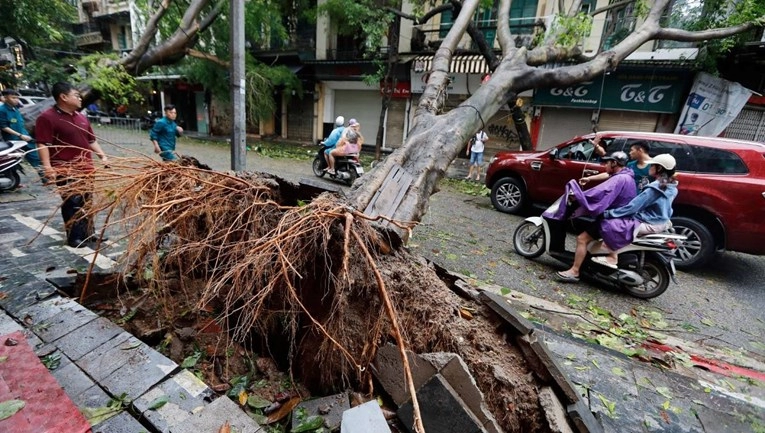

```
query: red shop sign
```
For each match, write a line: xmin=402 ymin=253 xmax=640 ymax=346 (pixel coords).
xmin=380 ymin=80 xmax=411 ymax=99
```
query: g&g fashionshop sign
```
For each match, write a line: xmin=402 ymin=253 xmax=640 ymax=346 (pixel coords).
xmin=533 ymin=69 xmax=691 ymax=113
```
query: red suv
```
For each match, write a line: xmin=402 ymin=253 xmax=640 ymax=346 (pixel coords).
xmin=485 ymin=131 xmax=765 ymax=269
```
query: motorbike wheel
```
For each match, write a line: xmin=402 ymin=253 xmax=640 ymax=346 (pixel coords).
xmin=0 ymin=171 xmax=20 ymax=192
xmin=345 ymin=168 xmax=358 ymax=186
xmin=513 ymin=221 xmax=546 ymax=258
xmin=623 ymin=256 xmax=670 ymax=299
xmin=312 ymin=158 xmax=326 ymax=177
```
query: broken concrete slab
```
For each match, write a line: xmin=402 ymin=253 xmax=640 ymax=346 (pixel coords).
xmin=99 ymin=340 xmax=178 ymax=401
xmin=292 ymin=392 xmax=349 ymax=432
xmin=538 ymin=387 xmax=574 ymax=433
xmin=566 ymin=399 xmax=604 ymax=433
xmin=516 ymin=330 xmax=580 ymax=404
xmin=439 ymin=355 xmax=502 ymax=433
xmin=0 ymin=279 xmax=57 ymax=317
xmin=372 ymin=344 xmax=437 ymax=406
xmin=480 ymin=290 xmax=535 ymax=336
xmin=341 ymin=400 xmax=391 ymax=433
xmin=134 ymin=369 xmax=212 ymax=433
xmin=76 ymin=332 xmax=145 ymax=382
xmin=171 ymin=396 xmax=263 ymax=433
xmin=397 ymin=374 xmax=485 ymax=433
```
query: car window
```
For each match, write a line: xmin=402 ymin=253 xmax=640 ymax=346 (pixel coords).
xmin=644 ymin=140 xmax=696 ymax=172
xmin=559 ymin=137 xmax=615 ymax=161
xmin=689 ymin=145 xmax=748 ymax=174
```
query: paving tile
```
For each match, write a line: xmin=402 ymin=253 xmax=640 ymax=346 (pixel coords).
xmin=171 ymin=396 xmax=263 ymax=433
xmin=100 ymin=344 xmax=178 ymax=401
xmin=50 ymin=353 xmax=101 ymax=404
xmin=72 ymin=383 xmax=113 ymax=411
xmin=91 ymin=410 xmax=150 ymax=433
xmin=16 ymin=296 xmax=81 ymax=327
xmin=341 ymin=400 xmax=391 ymax=433
xmin=0 ymin=309 xmax=24 ymax=335
xmin=0 ymin=279 xmax=57 ymax=317
xmin=76 ymin=332 xmax=134 ymax=382
xmin=134 ymin=370 xmax=212 ymax=433
xmin=33 ymin=304 xmax=98 ymax=343
xmin=55 ymin=316 xmax=124 ymax=361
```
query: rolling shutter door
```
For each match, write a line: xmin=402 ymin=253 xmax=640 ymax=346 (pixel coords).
xmin=724 ymin=108 xmax=765 ymax=142
xmin=537 ymin=108 xmax=592 ymax=150
xmin=334 ymin=90 xmax=381 ymax=146
xmin=596 ymin=110 xmax=658 ymax=132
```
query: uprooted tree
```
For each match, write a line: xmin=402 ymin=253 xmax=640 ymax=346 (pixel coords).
xmin=32 ymin=0 xmax=765 ymax=431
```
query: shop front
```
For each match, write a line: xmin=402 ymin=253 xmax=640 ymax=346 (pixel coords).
xmin=532 ymin=68 xmax=691 ymax=149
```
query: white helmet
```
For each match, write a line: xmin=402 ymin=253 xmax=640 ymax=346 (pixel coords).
xmin=644 ymin=154 xmax=676 ymax=170
xmin=335 ymin=116 xmax=345 ymax=127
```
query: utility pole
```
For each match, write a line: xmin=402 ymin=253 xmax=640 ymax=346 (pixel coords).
xmin=230 ymin=0 xmax=246 ymax=171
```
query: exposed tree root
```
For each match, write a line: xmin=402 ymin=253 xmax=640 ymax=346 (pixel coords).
xmin=49 ymin=157 xmax=547 ymax=432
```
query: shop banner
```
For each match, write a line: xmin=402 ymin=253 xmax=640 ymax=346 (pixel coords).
xmin=674 ymin=72 xmax=753 ymax=136
xmin=533 ymin=70 xmax=690 ymax=113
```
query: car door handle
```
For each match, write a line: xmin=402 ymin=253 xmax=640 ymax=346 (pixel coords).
xmin=531 ymin=161 xmax=542 ymax=171
xmin=583 ymin=169 xmax=599 ymax=176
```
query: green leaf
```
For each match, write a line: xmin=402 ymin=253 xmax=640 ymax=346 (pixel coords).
xmin=0 ymin=399 xmax=25 ymax=420
xmin=181 ymin=352 xmax=202 ymax=369
xmin=701 ymin=318 xmax=714 ymax=326
xmin=0 ymin=356 xmax=7 ymax=363
xmin=611 ymin=367 xmax=626 ymax=377
xmin=655 ymin=386 xmax=672 ymax=400
xmin=120 ymin=341 xmax=142 ymax=350
xmin=499 ymin=287 xmax=511 ymax=296
xmin=591 ymin=359 xmax=600 ymax=369
xmin=293 ymin=415 xmax=325 ymax=432
xmin=246 ymin=394 xmax=272 ymax=409
xmin=41 ymin=353 xmax=61 ymax=370
xmin=81 ymin=405 xmax=122 ymax=425
xmin=596 ymin=394 xmax=617 ymax=418
xmin=662 ymin=400 xmax=671 ymax=410
xmin=147 ymin=395 xmax=169 ymax=410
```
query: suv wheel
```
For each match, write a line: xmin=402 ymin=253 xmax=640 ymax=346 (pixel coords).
xmin=671 ymin=216 xmax=715 ymax=270
xmin=491 ymin=177 xmax=527 ymax=214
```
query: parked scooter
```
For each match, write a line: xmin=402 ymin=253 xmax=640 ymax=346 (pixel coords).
xmin=140 ymin=110 xmax=161 ymax=130
xmin=512 ymin=196 xmax=685 ymax=298
xmin=312 ymin=140 xmax=364 ymax=186
xmin=0 ymin=140 xmax=27 ymax=192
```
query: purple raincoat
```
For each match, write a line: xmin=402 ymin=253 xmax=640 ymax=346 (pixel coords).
xmin=542 ymin=168 xmax=637 ymax=249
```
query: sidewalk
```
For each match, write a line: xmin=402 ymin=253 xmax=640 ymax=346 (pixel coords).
xmin=1 ymin=137 xmax=763 ymax=432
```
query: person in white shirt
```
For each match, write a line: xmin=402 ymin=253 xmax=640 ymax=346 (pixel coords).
xmin=465 ymin=130 xmax=489 ymax=181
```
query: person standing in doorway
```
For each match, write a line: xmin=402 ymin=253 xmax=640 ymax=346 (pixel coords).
xmin=466 ymin=129 xmax=489 ymax=181
xmin=0 ymin=89 xmax=43 ymax=181
xmin=35 ymin=82 xmax=109 ymax=248
xmin=150 ymin=105 xmax=183 ymax=161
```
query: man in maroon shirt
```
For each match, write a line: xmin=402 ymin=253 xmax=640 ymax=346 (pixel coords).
xmin=35 ymin=82 xmax=109 ymax=248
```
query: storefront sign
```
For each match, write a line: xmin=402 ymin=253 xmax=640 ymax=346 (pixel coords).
xmin=380 ymin=80 xmax=411 ymax=99
xmin=533 ymin=70 xmax=690 ymax=113
xmin=75 ymin=32 xmax=104 ymax=47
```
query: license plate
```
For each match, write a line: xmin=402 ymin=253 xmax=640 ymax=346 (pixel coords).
xmin=669 ymin=259 xmax=676 ymax=275
xmin=356 ymin=166 xmax=364 ymax=175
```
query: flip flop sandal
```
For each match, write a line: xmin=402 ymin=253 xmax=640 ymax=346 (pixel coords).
xmin=555 ymin=271 xmax=580 ymax=283
xmin=591 ymin=256 xmax=618 ymax=269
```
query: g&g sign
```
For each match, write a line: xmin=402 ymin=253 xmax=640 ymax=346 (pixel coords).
xmin=533 ymin=70 xmax=690 ymax=113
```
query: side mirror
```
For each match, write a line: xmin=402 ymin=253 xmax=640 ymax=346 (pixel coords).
xmin=549 ymin=148 xmax=559 ymax=160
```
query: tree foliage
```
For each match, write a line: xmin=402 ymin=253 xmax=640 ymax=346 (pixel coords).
xmin=0 ymin=0 xmax=76 ymax=48
xmin=76 ymin=54 xmax=144 ymax=107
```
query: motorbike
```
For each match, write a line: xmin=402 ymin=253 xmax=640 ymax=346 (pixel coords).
xmin=512 ymin=196 xmax=686 ymax=299
xmin=140 ymin=110 xmax=161 ymax=130
xmin=0 ymin=140 xmax=27 ymax=192
xmin=312 ymin=140 xmax=364 ymax=186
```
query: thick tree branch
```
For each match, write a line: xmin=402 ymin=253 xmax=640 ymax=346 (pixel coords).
xmin=567 ymin=0 xmax=583 ymax=16
xmin=121 ymin=0 xmax=172 ymax=71
xmin=656 ymin=21 xmax=764 ymax=41
xmin=187 ymin=48 xmax=229 ymax=66
xmin=199 ymin=0 xmax=225 ymax=32
xmin=384 ymin=4 xmax=452 ymax=25
xmin=496 ymin=0 xmax=513 ymax=57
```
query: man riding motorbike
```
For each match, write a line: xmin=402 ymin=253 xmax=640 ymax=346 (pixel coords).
xmin=542 ymin=151 xmax=636 ymax=282
xmin=323 ymin=116 xmax=345 ymax=169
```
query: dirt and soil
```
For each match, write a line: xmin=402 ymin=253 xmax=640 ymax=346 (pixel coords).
xmin=63 ymin=158 xmax=549 ymax=432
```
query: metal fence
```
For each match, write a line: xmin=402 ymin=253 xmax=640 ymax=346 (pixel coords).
xmin=87 ymin=116 xmax=145 ymax=147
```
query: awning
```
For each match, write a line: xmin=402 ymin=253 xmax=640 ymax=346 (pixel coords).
xmin=411 ymin=54 xmax=489 ymax=74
